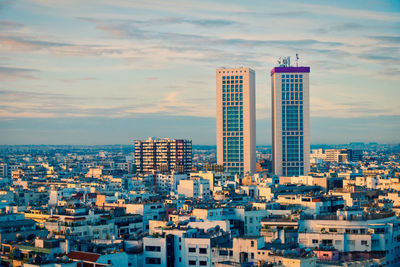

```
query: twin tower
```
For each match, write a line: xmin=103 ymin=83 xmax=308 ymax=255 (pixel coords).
xmin=216 ymin=63 xmax=310 ymax=177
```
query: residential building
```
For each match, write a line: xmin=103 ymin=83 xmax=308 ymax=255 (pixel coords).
xmin=135 ymin=137 xmax=192 ymax=174
xmin=298 ymin=209 xmax=400 ymax=266
xmin=177 ymin=177 xmax=211 ymax=199
xmin=155 ymin=172 xmax=187 ymax=194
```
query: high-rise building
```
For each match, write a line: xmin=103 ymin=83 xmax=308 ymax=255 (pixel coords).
xmin=134 ymin=137 xmax=192 ymax=174
xmin=216 ymin=67 xmax=256 ymax=175
xmin=271 ymin=59 xmax=310 ymax=176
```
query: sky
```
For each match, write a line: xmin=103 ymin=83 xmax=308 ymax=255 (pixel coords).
xmin=0 ymin=0 xmax=399 ymax=145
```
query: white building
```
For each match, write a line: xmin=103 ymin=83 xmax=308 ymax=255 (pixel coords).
xmin=310 ymin=149 xmax=326 ymax=164
xmin=216 ymin=67 xmax=256 ymax=176
xmin=44 ymin=209 xmax=115 ymax=240
xmin=213 ymin=236 xmax=317 ymax=267
xmin=190 ymin=171 xmax=230 ymax=191
xmin=276 ymin=194 xmax=344 ymax=215
xmin=177 ymin=177 xmax=211 ymax=199
xmin=192 ymin=205 xmax=270 ymax=236
xmin=143 ymin=226 xmax=226 ymax=267
xmin=298 ymin=209 xmax=400 ymax=267
xmin=125 ymin=202 xmax=165 ymax=232
xmin=271 ymin=61 xmax=310 ymax=176
xmin=156 ymin=173 xmax=187 ymax=194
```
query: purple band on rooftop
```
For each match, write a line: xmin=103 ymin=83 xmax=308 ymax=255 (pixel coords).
xmin=270 ymin=66 xmax=310 ymax=76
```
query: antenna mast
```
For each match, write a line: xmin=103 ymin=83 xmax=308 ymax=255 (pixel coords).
xmin=296 ymin=53 xmax=299 ymax=67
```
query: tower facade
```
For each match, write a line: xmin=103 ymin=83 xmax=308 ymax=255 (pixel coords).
xmin=271 ymin=63 xmax=310 ymax=176
xmin=216 ymin=67 xmax=256 ymax=175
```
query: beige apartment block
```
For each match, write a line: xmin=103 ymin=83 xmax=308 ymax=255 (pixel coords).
xmin=216 ymin=67 xmax=256 ymax=176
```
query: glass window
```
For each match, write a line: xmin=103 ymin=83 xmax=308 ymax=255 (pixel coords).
xmin=219 ymin=250 xmax=229 ymax=256
xmin=145 ymin=246 xmax=161 ymax=252
xmin=145 ymin=258 xmax=161 ymax=264
xmin=199 ymin=248 xmax=207 ymax=254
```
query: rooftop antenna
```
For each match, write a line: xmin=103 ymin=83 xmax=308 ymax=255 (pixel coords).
xmin=296 ymin=53 xmax=299 ymax=67
xmin=277 ymin=57 xmax=282 ymax=66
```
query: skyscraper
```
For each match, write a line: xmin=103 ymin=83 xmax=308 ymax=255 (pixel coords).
xmin=271 ymin=58 xmax=310 ymax=176
xmin=135 ymin=137 xmax=192 ymax=174
xmin=216 ymin=67 xmax=256 ymax=175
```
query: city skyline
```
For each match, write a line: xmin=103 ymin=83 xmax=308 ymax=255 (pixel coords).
xmin=1 ymin=0 xmax=399 ymax=145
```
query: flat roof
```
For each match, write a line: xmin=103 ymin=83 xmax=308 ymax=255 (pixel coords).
xmin=271 ymin=66 xmax=310 ymax=76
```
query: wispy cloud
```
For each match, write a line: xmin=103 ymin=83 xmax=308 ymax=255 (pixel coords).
xmin=0 ymin=66 xmax=39 ymax=80
xmin=311 ymin=97 xmax=399 ymax=118
xmin=0 ymin=20 xmax=23 ymax=31
xmin=313 ymin=22 xmax=365 ymax=34
xmin=368 ymin=35 xmax=400 ymax=43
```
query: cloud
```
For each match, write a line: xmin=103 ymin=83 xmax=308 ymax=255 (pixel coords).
xmin=313 ymin=22 xmax=365 ymax=34
xmin=0 ymin=36 xmax=69 ymax=51
xmin=0 ymin=34 xmax=126 ymax=57
xmin=369 ymin=35 xmax=400 ymax=43
xmin=297 ymin=3 xmax=399 ymax=22
xmin=0 ymin=66 xmax=39 ymax=80
xmin=311 ymin=97 xmax=399 ymax=118
xmin=81 ymin=18 xmax=344 ymax=47
xmin=0 ymin=87 xmax=215 ymax=119
xmin=0 ymin=20 xmax=23 ymax=31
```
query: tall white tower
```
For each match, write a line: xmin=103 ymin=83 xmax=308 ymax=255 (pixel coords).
xmin=216 ymin=67 xmax=256 ymax=176
xmin=271 ymin=59 xmax=310 ymax=176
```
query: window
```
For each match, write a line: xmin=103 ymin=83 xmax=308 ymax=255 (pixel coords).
xmin=251 ymin=241 xmax=254 ymax=247
xmin=200 ymin=261 xmax=207 ymax=266
xmin=312 ymin=239 xmax=318 ymax=244
xmin=189 ymin=260 xmax=196 ymax=265
xmin=145 ymin=257 xmax=161 ymax=264
xmin=361 ymin=240 xmax=368 ymax=245
xmin=145 ymin=246 xmax=161 ymax=252
xmin=251 ymin=253 xmax=254 ymax=259
xmin=189 ymin=247 xmax=196 ymax=253
xmin=199 ymin=248 xmax=207 ymax=254
xmin=219 ymin=250 xmax=228 ymax=256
